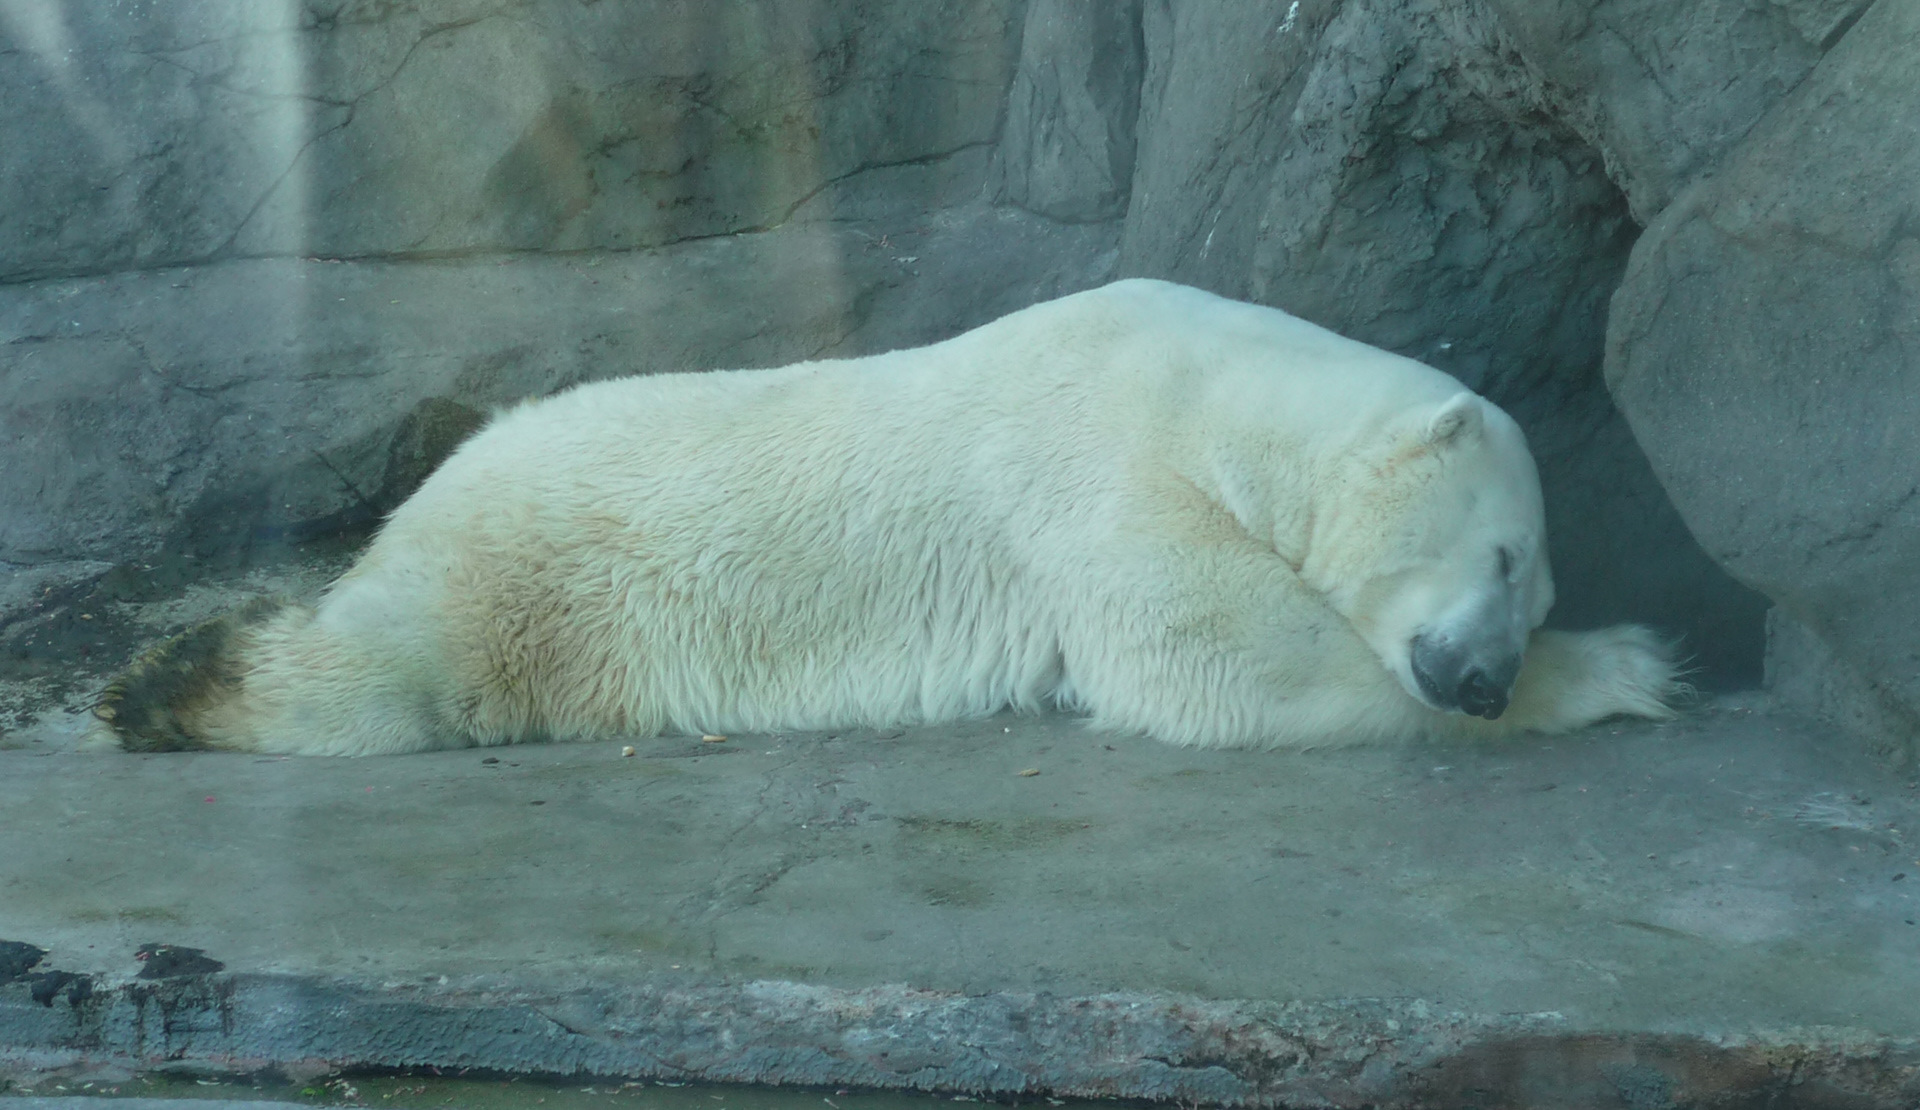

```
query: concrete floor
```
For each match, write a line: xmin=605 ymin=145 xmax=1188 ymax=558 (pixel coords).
xmin=3 ymin=697 xmax=1919 ymax=1106
xmin=1 ymin=558 xmax=1918 ymax=1106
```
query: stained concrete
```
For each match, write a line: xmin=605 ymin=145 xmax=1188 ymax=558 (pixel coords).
xmin=3 ymin=680 xmax=1919 ymax=1105
xmin=2 ymin=1102 xmax=296 ymax=1110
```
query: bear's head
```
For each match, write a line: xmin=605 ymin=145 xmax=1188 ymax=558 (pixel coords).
xmin=1303 ymin=393 xmax=1553 ymax=719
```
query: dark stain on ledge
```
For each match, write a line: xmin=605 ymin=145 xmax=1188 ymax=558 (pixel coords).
xmin=27 ymin=970 xmax=86 ymax=1007
xmin=1412 ymin=1032 xmax=1919 ymax=1110
xmin=0 ymin=940 xmax=47 ymax=982
xmin=1 ymin=939 xmax=96 ymax=1008
xmin=134 ymin=943 xmax=226 ymax=979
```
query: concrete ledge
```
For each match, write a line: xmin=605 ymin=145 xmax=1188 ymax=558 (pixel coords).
xmin=4 ymin=703 xmax=1920 ymax=1106
xmin=4 ymin=971 xmax=1915 ymax=1107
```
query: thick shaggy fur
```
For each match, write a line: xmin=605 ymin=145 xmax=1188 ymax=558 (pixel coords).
xmin=96 ymin=281 xmax=1680 ymax=755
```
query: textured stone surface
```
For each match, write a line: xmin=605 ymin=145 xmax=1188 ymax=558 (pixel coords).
xmin=0 ymin=562 xmax=115 ymax=630
xmin=1117 ymin=0 xmax=1769 ymax=684
xmin=1766 ymin=610 xmax=1918 ymax=767
xmin=1484 ymin=0 xmax=1875 ymax=222
xmin=0 ymin=0 xmax=1023 ymax=283
xmin=991 ymin=0 xmax=1143 ymax=222
xmin=0 ymin=209 xmax=1117 ymax=570
xmin=3 ymin=974 xmax=1913 ymax=1107
xmin=1607 ymin=0 xmax=1920 ymax=763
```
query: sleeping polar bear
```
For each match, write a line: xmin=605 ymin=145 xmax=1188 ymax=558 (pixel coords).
xmin=96 ymin=280 xmax=1680 ymax=756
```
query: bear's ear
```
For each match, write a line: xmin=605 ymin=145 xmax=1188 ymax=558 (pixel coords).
xmin=1424 ymin=393 xmax=1484 ymax=448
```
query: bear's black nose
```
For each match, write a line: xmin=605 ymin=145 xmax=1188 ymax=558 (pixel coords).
xmin=1457 ymin=668 xmax=1509 ymax=719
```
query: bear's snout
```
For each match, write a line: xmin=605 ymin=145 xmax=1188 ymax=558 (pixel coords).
xmin=1410 ymin=631 xmax=1519 ymax=719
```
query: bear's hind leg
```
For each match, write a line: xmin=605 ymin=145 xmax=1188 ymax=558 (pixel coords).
xmin=94 ymin=599 xmax=300 ymax=752
xmin=93 ymin=595 xmax=452 ymax=756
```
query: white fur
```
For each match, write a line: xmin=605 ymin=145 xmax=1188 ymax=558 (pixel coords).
xmin=168 ymin=279 xmax=1678 ymax=755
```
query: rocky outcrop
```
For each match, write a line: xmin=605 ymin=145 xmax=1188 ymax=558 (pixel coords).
xmin=1483 ymin=0 xmax=1875 ymax=222
xmin=0 ymin=0 xmax=1113 ymax=580
xmin=0 ymin=0 xmax=1025 ymax=284
xmin=1607 ymin=0 xmax=1920 ymax=763
xmin=0 ymin=213 xmax=1116 ymax=572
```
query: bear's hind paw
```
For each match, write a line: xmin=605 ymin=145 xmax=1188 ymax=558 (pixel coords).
xmin=92 ymin=598 xmax=287 ymax=752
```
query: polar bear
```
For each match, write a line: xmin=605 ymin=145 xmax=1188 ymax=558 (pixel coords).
xmin=95 ymin=279 xmax=1679 ymax=756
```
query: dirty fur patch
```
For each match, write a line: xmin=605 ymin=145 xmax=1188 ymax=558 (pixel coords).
xmin=92 ymin=598 xmax=287 ymax=752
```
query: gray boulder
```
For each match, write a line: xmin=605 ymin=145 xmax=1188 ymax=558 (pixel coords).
xmin=1484 ymin=0 xmax=1875 ymax=222
xmin=1606 ymin=0 xmax=1920 ymax=763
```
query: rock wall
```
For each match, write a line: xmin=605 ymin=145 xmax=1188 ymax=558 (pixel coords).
xmin=0 ymin=0 xmax=1116 ymax=584
xmin=0 ymin=0 xmax=1025 ymax=282
xmin=1606 ymin=0 xmax=1920 ymax=764
xmin=3 ymin=0 xmax=1909 ymax=752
